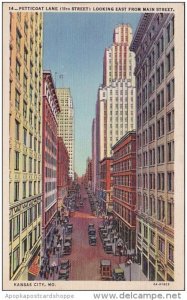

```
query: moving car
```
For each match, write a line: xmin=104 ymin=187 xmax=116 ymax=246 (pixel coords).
xmin=112 ymin=268 xmax=125 ymax=281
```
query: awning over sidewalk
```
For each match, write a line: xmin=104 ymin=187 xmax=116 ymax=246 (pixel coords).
xmin=28 ymin=255 xmax=40 ymax=277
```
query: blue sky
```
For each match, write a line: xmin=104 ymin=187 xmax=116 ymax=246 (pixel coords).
xmin=43 ymin=13 xmax=141 ymax=176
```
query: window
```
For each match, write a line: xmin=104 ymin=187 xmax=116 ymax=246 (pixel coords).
xmin=23 ymin=101 xmax=27 ymax=118
xmin=167 ymin=202 xmax=174 ymax=226
xmin=28 ymin=231 xmax=32 ymax=250
xmin=150 ymin=230 xmax=155 ymax=245
xmin=23 ymin=127 xmax=27 ymax=145
xmin=16 ymin=60 xmax=21 ymax=80
xmin=14 ymin=151 xmax=19 ymax=170
xmin=14 ymin=182 xmax=19 ymax=201
xmin=13 ymin=215 xmax=20 ymax=238
xmin=158 ymin=236 xmax=165 ymax=253
xmin=22 ymin=211 xmax=27 ymax=230
xmin=157 ymin=117 xmax=165 ymax=138
xmin=15 ymin=89 xmax=20 ymax=110
xmin=158 ymin=173 xmax=165 ymax=191
xmin=29 ymin=157 xmax=32 ymax=173
xmin=29 ymin=133 xmax=32 ymax=148
xmin=167 ymin=23 xmax=171 ymax=44
xmin=34 ymin=181 xmax=36 ymax=195
xmin=34 ymin=159 xmax=36 ymax=173
xmin=28 ymin=207 xmax=33 ymax=225
xmin=22 ymin=238 xmax=27 ymax=257
xmin=24 ymin=47 xmax=28 ymax=64
xmin=167 ymin=79 xmax=175 ymax=103
xmin=29 ymin=109 xmax=33 ymax=125
xmin=34 ymin=227 xmax=37 ymax=244
xmin=38 ymin=223 xmax=41 ymax=238
xmin=167 ymin=110 xmax=174 ymax=132
xmin=143 ymin=225 xmax=148 ymax=239
xmin=157 ymin=145 xmax=165 ymax=164
xmin=13 ymin=247 xmax=20 ymax=273
xmin=30 ymin=85 xmax=33 ymax=102
xmin=167 ymin=172 xmax=174 ymax=192
xmin=22 ymin=181 xmax=26 ymax=198
xmin=168 ymin=141 xmax=174 ymax=162
xmin=15 ymin=120 xmax=20 ymax=140
xmin=23 ymin=154 xmax=27 ymax=172
xmin=168 ymin=243 xmax=174 ymax=262
xmin=29 ymin=181 xmax=32 ymax=196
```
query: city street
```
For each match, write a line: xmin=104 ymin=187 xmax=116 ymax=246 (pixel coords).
xmin=67 ymin=186 xmax=120 ymax=280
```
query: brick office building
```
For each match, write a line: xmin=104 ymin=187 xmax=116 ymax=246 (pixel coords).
xmin=112 ymin=130 xmax=136 ymax=250
xmin=99 ymin=157 xmax=113 ymax=214
xmin=57 ymin=137 xmax=69 ymax=210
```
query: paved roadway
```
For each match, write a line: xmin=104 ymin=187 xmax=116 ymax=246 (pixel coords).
xmin=68 ymin=186 xmax=120 ymax=280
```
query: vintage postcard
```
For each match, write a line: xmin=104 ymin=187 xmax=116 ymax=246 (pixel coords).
xmin=2 ymin=1 xmax=185 ymax=292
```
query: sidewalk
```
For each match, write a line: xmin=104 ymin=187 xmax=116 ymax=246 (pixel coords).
xmin=119 ymin=262 xmax=148 ymax=281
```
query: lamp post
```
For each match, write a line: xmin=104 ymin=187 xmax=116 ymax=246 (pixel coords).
xmin=127 ymin=259 xmax=132 ymax=281
xmin=52 ymin=261 xmax=57 ymax=280
xmin=57 ymin=244 xmax=61 ymax=266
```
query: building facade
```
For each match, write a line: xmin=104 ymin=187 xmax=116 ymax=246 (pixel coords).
xmin=99 ymin=157 xmax=113 ymax=213
xmin=9 ymin=12 xmax=43 ymax=280
xmin=57 ymin=136 xmax=69 ymax=210
xmin=95 ymin=24 xmax=136 ymax=198
xmin=91 ymin=118 xmax=97 ymax=194
xmin=42 ymin=71 xmax=60 ymax=240
xmin=112 ymin=131 xmax=136 ymax=251
xmin=130 ymin=13 xmax=174 ymax=281
xmin=56 ymin=88 xmax=75 ymax=181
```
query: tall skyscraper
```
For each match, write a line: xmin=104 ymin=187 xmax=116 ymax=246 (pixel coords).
xmin=96 ymin=24 xmax=136 ymax=199
xmin=56 ymin=88 xmax=75 ymax=181
xmin=9 ymin=12 xmax=43 ymax=280
xmin=130 ymin=13 xmax=174 ymax=281
xmin=91 ymin=118 xmax=97 ymax=194
xmin=103 ymin=24 xmax=135 ymax=86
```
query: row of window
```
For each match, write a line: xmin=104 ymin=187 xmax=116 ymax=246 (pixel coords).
xmin=14 ymin=181 xmax=41 ymax=201
xmin=113 ymin=175 xmax=136 ymax=187
xmin=137 ymin=109 xmax=174 ymax=147
xmin=14 ymin=151 xmax=41 ymax=174
xmin=113 ymin=140 xmax=136 ymax=160
xmin=113 ymin=189 xmax=135 ymax=205
xmin=138 ymin=222 xmax=174 ymax=261
xmin=137 ymin=141 xmax=174 ymax=167
xmin=113 ymin=201 xmax=135 ymax=226
xmin=113 ymin=159 xmax=135 ymax=172
xmin=138 ymin=194 xmax=174 ymax=226
xmin=10 ymin=221 xmax=41 ymax=276
xmin=137 ymin=77 xmax=174 ymax=111
xmin=15 ymin=121 xmax=41 ymax=151
xmin=137 ymin=171 xmax=174 ymax=192
xmin=10 ymin=204 xmax=41 ymax=242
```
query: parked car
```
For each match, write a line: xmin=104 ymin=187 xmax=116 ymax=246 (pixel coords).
xmin=88 ymin=224 xmax=95 ymax=232
xmin=104 ymin=243 xmax=113 ymax=254
xmin=88 ymin=229 xmax=96 ymax=237
xmin=63 ymin=242 xmax=71 ymax=255
xmin=89 ymin=236 xmax=96 ymax=246
xmin=60 ymin=259 xmax=71 ymax=270
xmin=100 ymin=259 xmax=112 ymax=280
xmin=58 ymin=269 xmax=69 ymax=280
xmin=112 ymin=268 xmax=125 ymax=281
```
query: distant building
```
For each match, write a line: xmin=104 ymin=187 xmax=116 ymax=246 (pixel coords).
xmin=9 ymin=12 xmax=43 ymax=280
xmin=99 ymin=157 xmax=113 ymax=214
xmin=130 ymin=13 xmax=174 ymax=281
xmin=95 ymin=24 xmax=136 ymax=197
xmin=57 ymin=137 xmax=69 ymax=210
xmin=112 ymin=131 xmax=136 ymax=251
xmin=42 ymin=71 xmax=60 ymax=240
xmin=92 ymin=118 xmax=97 ymax=194
xmin=56 ymin=88 xmax=75 ymax=181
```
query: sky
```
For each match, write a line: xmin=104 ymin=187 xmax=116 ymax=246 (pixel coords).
xmin=43 ymin=12 xmax=141 ymax=176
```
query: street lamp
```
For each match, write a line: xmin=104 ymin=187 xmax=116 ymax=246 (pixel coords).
xmin=57 ymin=244 xmax=61 ymax=266
xmin=127 ymin=259 xmax=133 ymax=281
xmin=52 ymin=261 xmax=57 ymax=280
